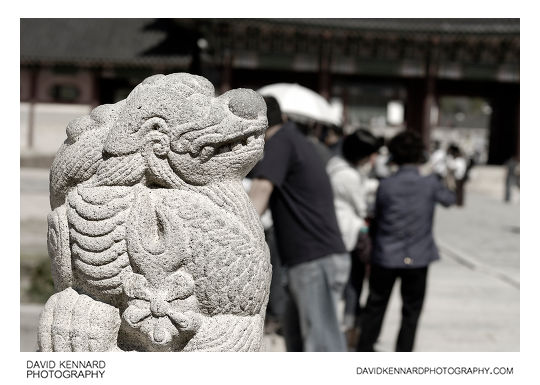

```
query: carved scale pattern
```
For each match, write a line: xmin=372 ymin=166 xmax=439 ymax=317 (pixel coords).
xmin=67 ymin=185 xmax=134 ymax=305
xmin=172 ymin=187 xmax=271 ymax=318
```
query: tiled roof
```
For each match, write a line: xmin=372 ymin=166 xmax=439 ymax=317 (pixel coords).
xmin=254 ymin=18 xmax=520 ymax=35
xmin=20 ymin=18 xmax=194 ymax=65
xmin=20 ymin=18 xmax=519 ymax=66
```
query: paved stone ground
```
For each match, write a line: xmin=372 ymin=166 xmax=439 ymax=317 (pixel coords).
xmin=20 ymin=304 xmax=42 ymax=352
xmin=20 ymin=168 xmax=520 ymax=352
xmin=262 ymin=187 xmax=520 ymax=352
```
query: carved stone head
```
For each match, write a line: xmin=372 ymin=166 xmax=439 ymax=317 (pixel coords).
xmin=104 ymin=73 xmax=268 ymax=186
xmin=49 ymin=73 xmax=268 ymax=208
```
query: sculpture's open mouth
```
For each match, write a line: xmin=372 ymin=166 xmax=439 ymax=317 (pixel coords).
xmin=207 ymin=131 xmax=262 ymax=160
xmin=185 ymin=126 xmax=265 ymax=163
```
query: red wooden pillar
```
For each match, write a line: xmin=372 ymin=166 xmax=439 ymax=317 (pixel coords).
xmin=405 ymin=80 xmax=425 ymax=136
xmin=405 ymin=40 xmax=438 ymax=149
xmin=27 ymin=68 xmax=38 ymax=149
xmin=318 ymin=31 xmax=331 ymax=100
xmin=516 ymin=101 xmax=520 ymax=162
xmin=487 ymin=83 xmax=520 ymax=164
xmin=421 ymin=74 xmax=436 ymax=147
xmin=220 ymin=49 xmax=232 ymax=95
xmin=91 ymin=69 xmax=100 ymax=108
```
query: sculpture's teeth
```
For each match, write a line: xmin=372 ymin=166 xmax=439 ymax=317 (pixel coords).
xmin=200 ymin=146 xmax=215 ymax=162
xmin=246 ymin=136 xmax=255 ymax=144
xmin=232 ymin=142 xmax=243 ymax=151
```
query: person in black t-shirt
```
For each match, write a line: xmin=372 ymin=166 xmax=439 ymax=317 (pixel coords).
xmin=249 ymin=96 xmax=349 ymax=352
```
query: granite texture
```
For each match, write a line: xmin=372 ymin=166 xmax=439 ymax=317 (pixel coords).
xmin=39 ymin=73 xmax=271 ymax=351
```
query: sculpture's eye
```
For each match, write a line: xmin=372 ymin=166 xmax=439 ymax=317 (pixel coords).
xmin=141 ymin=117 xmax=168 ymax=133
xmin=227 ymin=89 xmax=265 ymax=120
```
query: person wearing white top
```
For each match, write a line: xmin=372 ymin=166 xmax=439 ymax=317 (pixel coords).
xmin=429 ymin=141 xmax=447 ymax=178
xmin=326 ymin=129 xmax=381 ymax=348
xmin=447 ymin=144 xmax=467 ymax=206
xmin=327 ymin=155 xmax=368 ymax=250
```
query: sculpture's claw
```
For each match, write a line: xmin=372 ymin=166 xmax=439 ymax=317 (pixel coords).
xmin=38 ymin=287 xmax=121 ymax=352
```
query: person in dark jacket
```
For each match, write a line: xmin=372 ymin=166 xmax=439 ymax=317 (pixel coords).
xmin=356 ymin=131 xmax=456 ymax=352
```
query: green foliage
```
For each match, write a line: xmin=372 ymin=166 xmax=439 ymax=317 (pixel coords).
xmin=21 ymin=257 xmax=55 ymax=304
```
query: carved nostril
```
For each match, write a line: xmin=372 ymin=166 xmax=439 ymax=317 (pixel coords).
xmin=227 ymin=89 xmax=265 ymax=120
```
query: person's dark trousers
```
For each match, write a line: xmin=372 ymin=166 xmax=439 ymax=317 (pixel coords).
xmin=505 ymin=174 xmax=516 ymax=202
xmin=344 ymin=254 xmax=366 ymax=328
xmin=281 ymin=290 xmax=303 ymax=351
xmin=356 ymin=264 xmax=428 ymax=352
xmin=264 ymin=227 xmax=287 ymax=320
xmin=455 ymin=179 xmax=465 ymax=207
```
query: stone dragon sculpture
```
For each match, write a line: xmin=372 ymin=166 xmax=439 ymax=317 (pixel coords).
xmin=38 ymin=73 xmax=272 ymax=352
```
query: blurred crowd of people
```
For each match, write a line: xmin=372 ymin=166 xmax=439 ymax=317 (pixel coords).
xmin=428 ymin=140 xmax=475 ymax=207
xmin=246 ymin=96 xmax=463 ymax=352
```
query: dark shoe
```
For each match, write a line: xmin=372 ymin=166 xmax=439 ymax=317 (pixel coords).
xmin=345 ymin=328 xmax=360 ymax=351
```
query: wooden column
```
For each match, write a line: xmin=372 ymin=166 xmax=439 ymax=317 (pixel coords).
xmin=341 ymin=88 xmax=349 ymax=129
xmin=27 ymin=68 xmax=38 ymax=149
xmin=404 ymin=79 xmax=425 ymax=136
xmin=516 ymin=101 xmax=520 ymax=162
xmin=91 ymin=68 xmax=101 ymax=108
xmin=220 ymin=49 xmax=232 ymax=94
xmin=405 ymin=40 xmax=438 ymax=149
xmin=318 ymin=31 xmax=331 ymax=100
xmin=420 ymin=74 xmax=436 ymax=147
xmin=487 ymin=83 xmax=520 ymax=164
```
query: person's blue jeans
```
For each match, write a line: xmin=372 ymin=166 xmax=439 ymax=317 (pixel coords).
xmin=282 ymin=253 xmax=350 ymax=352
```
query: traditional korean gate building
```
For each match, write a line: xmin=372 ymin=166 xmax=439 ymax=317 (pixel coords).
xmin=21 ymin=18 xmax=519 ymax=164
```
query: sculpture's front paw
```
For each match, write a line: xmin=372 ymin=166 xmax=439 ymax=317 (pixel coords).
xmin=38 ymin=287 xmax=121 ymax=352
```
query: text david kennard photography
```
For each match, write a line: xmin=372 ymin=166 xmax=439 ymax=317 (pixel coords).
xmin=27 ymin=360 xmax=106 ymax=379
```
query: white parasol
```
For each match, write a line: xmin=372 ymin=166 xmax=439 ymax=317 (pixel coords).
xmin=257 ymin=83 xmax=341 ymax=126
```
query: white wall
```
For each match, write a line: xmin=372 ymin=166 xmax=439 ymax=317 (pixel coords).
xmin=20 ymin=103 xmax=92 ymax=154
